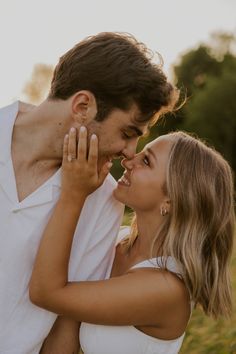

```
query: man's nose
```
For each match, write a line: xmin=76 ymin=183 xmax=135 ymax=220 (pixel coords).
xmin=122 ymin=139 xmax=138 ymax=160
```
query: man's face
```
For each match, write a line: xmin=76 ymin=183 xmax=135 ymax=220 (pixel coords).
xmin=86 ymin=105 xmax=149 ymax=168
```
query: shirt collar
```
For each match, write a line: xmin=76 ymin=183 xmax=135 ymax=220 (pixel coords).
xmin=0 ymin=101 xmax=19 ymax=164
xmin=0 ymin=100 xmax=62 ymax=188
xmin=51 ymin=167 xmax=62 ymax=188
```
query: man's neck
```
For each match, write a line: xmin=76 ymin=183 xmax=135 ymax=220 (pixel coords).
xmin=13 ymin=100 xmax=72 ymax=168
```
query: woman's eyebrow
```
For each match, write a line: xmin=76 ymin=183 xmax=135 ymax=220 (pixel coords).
xmin=146 ymin=147 xmax=157 ymax=162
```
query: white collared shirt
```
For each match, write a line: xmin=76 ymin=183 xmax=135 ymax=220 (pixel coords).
xmin=0 ymin=101 xmax=124 ymax=354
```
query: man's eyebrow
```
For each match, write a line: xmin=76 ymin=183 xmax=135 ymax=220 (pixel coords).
xmin=126 ymin=125 xmax=147 ymax=137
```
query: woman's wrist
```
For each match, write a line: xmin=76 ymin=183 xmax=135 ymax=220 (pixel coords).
xmin=59 ymin=192 xmax=87 ymax=211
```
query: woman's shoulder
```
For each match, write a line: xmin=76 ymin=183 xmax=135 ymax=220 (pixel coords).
xmin=128 ymin=266 xmax=191 ymax=333
xmin=129 ymin=263 xmax=187 ymax=301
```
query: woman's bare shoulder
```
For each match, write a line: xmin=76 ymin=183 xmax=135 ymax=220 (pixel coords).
xmin=128 ymin=267 xmax=191 ymax=326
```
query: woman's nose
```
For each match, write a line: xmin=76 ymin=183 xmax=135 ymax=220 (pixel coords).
xmin=121 ymin=157 xmax=134 ymax=170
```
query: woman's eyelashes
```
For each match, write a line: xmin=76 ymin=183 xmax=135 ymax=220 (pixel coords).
xmin=143 ymin=155 xmax=150 ymax=166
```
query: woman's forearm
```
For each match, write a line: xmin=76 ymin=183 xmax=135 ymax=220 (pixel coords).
xmin=30 ymin=127 xmax=110 ymax=306
xmin=30 ymin=195 xmax=86 ymax=297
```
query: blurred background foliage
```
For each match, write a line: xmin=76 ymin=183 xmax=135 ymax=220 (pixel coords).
xmin=24 ymin=31 xmax=236 ymax=353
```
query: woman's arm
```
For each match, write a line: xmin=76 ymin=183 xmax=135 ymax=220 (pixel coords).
xmin=29 ymin=127 xmax=188 ymax=328
xmin=30 ymin=126 xmax=111 ymax=298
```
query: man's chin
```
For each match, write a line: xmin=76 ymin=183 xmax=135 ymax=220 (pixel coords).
xmin=97 ymin=157 xmax=111 ymax=171
xmin=100 ymin=156 xmax=113 ymax=164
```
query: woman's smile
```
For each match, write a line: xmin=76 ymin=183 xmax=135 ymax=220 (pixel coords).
xmin=118 ymin=170 xmax=131 ymax=187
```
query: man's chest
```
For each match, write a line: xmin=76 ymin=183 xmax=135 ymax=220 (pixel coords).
xmin=14 ymin=169 xmax=51 ymax=202
xmin=12 ymin=157 xmax=59 ymax=202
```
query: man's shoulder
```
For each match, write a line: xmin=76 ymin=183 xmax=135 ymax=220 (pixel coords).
xmin=0 ymin=102 xmax=19 ymax=139
xmin=0 ymin=101 xmax=35 ymax=117
xmin=86 ymin=174 xmax=123 ymax=215
xmin=104 ymin=173 xmax=118 ymax=189
xmin=0 ymin=101 xmax=17 ymax=116
xmin=95 ymin=173 xmax=118 ymax=197
xmin=18 ymin=101 xmax=36 ymax=113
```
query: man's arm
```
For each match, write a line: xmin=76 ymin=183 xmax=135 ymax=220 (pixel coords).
xmin=39 ymin=316 xmax=80 ymax=354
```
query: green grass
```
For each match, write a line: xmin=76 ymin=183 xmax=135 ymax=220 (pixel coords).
xmin=180 ymin=250 xmax=236 ymax=353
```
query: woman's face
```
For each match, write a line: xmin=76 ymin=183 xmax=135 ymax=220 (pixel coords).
xmin=113 ymin=135 xmax=173 ymax=212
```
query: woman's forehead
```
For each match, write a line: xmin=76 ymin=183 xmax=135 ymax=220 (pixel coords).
xmin=147 ymin=135 xmax=173 ymax=151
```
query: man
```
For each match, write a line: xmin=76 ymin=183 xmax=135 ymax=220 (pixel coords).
xmin=0 ymin=32 xmax=178 ymax=353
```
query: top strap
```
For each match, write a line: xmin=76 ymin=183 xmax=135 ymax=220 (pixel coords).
xmin=130 ymin=257 xmax=182 ymax=279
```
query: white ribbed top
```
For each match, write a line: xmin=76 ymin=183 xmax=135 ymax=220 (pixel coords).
xmin=80 ymin=256 xmax=186 ymax=354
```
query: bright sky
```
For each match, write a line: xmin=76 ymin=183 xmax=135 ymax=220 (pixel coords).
xmin=0 ymin=0 xmax=235 ymax=107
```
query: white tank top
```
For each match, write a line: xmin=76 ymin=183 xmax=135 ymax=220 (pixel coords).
xmin=80 ymin=257 xmax=186 ymax=354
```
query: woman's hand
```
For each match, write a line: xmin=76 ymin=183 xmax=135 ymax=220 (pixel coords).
xmin=60 ymin=126 xmax=112 ymax=203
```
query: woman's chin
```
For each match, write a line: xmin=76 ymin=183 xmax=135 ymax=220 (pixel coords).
xmin=113 ymin=186 xmax=126 ymax=204
xmin=113 ymin=188 xmax=134 ymax=210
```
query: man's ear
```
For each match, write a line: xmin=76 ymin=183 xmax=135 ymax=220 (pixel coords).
xmin=70 ymin=91 xmax=97 ymax=124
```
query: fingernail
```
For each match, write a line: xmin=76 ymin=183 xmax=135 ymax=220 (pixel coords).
xmin=107 ymin=162 xmax=113 ymax=169
xmin=80 ymin=126 xmax=86 ymax=132
xmin=91 ymin=134 xmax=97 ymax=140
xmin=70 ymin=127 xmax=76 ymax=133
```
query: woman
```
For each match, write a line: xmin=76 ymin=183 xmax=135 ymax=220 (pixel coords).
xmin=30 ymin=126 xmax=235 ymax=354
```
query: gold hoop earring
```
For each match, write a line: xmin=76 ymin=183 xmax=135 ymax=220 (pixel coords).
xmin=160 ymin=208 xmax=168 ymax=216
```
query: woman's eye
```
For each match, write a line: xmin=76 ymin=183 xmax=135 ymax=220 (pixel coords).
xmin=143 ymin=156 xmax=149 ymax=165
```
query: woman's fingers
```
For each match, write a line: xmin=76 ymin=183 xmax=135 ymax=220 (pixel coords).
xmin=62 ymin=134 xmax=69 ymax=163
xmin=77 ymin=126 xmax=87 ymax=162
xmin=88 ymin=134 xmax=98 ymax=172
xmin=68 ymin=127 xmax=77 ymax=162
xmin=62 ymin=126 xmax=109 ymax=196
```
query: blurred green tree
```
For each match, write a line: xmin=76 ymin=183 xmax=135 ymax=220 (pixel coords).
xmin=145 ymin=31 xmax=236 ymax=175
xmin=184 ymin=62 xmax=236 ymax=170
xmin=174 ymin=45 xmax=221 ymax=96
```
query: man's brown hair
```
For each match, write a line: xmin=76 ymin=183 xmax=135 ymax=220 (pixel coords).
xmin=49 ymin=32 xmax=179 ymax=123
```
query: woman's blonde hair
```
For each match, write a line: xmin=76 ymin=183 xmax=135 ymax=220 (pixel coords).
xmin=125 ymin=131 xmax=235 ymax=319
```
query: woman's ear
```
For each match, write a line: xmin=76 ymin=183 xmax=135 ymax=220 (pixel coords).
xmin=70 ymin=91 xmax=97 ymax=125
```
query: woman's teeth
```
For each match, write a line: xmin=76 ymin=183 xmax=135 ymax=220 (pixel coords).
xmin=118 ymin=175 xmax=130 ymax=186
